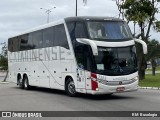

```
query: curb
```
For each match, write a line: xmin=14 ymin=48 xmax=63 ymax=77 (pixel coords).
xmin=0 ymin=81 xmax=9 ymax=84
xmin=138 ymin=86 xmax=160 ymax=90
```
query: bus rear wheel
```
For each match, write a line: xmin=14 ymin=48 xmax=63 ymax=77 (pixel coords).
xmin=23 ymin=76 xmax=30 ymax=90
xmin=65 ymin=78 xmax=77 ymax=97
xmin=18 ymin=77 xmax=24 ymax=89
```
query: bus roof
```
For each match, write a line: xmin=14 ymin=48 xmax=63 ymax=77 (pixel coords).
xmin=8 ymin=19 xmax=65 ymax=39
xmin=65 ymin=16 xmax=123 ymax=22
xmin=8 ymin=16 xmax=123 ymax=39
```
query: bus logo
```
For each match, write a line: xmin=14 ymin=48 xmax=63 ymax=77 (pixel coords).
xmin=119 ymin=81 xmax=122 ymax=85
xmin=2 ymin=112 xmax=11 ymax=117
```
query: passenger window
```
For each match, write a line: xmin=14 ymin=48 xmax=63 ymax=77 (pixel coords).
xmin=67 ymin=22 xmax=87 ymax=41
xmin=54 ymin=24 xmax=69 ymax=49
xmin=8 ymin=38 xmax=13 ymax=52
xmin=43 ymin=27 xmax=54 ymax=47
xmin=12 ymin=37 xmax=20 ymax=52
xmin=32 ymin=30 xmax=43 ymax=49
xmin=20 ymin=34 xmax=33 ymax=50
xmin=75 ymin=22 xmax=87 ymax=38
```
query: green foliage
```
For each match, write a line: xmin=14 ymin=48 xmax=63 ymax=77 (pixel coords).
xmin=117 ymin=0 xmax=160 ymax=39
xmin=115 ymin=0 xmax=160 ymax=80
xmin=121 ymin=0 xmax=154 ymax=23
xmin=0 ymin=42 xmax=8 ymax=70
xmin=146 ymin=39 xmax=160 ymax=76
xmin=139 ymin=73 xmax=160 ymax=87
xmin=154 ymin=21 xmax=160 ymax=32
xmin=0 ymin=56 xmax=8 ymax=70
xmin=147 ymin=39 xmax=160 ymax=60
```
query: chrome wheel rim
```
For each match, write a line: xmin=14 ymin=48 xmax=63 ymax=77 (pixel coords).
xmin=68 ymin=81 xmax=75 ymax=94
xmin=24 ymin=79 xmax=27 ymax=88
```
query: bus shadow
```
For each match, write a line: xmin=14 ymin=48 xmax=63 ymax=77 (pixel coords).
xmin=13 ymin=86 xmax=136 ymax=100
xmin=13 ymin=86 xmax=66 ymax=96
xmin=33 ymin=87 xmax=66 ymax=96
xmin=77 ymin=93 xmax=135 ymax=101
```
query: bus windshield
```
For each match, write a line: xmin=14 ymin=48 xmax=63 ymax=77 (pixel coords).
xmin=87 ymin=21 xmax=133 ymax=40
xmin=95 ymin=46 xmax=137 ymax=76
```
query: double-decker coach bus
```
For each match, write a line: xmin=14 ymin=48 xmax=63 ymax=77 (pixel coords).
xmin=8 ymin=17 xmax=147 ymax=96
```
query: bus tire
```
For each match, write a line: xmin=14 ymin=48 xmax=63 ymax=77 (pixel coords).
xmin=23 ymin=76 xmax=30 ymax=90
xmin=65 ymin=78 xmax=77 ymax=97
xmin=18 ymin=76 xmax=24 ymax=89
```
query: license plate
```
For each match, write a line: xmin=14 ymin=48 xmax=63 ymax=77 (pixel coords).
xmin=116 ymin=87 xmax=125 ymax=92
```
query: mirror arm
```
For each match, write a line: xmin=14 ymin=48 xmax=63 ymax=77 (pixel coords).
xmin=134 ymin=39 xmax=148 ymax=54
xmin=76 ymin=38 xmax=98 ymax=56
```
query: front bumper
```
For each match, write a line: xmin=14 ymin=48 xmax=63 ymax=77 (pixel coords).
xmin=86 ymin=80 xmax=138 ymax=95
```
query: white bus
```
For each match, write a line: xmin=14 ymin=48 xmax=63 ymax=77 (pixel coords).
xmin=8 ymin=17 xmax=147 ymax=96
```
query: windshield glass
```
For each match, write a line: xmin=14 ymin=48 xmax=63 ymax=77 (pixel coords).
xmin=95 ymin=46 xmax=137 ymax=76
xmin=87 ymin=21 xmax=133 ymax=40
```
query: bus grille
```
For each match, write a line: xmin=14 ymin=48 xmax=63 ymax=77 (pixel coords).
xmin=98 ymin=79 xmax=136 ymax=86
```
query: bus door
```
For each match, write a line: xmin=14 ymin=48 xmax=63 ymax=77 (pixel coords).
xmin=75 ymin=43 xmax=93 ymax=90
xmin=76 ymin=52 xmax=87 ymax=89
xmin=77 ymin=68 xmax=86 ymax=89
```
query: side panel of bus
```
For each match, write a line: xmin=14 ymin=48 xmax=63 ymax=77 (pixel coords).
xmin=8 ymin=22 xmax=80 ymax=92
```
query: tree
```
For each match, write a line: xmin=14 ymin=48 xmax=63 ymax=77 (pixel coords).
xmin=147 ymin=39 xmax=160 ymax=76
xmin=115 ymin=0 xmax=160 ymax=80
xmin=0 ymin=42 xmax=8 ymax=82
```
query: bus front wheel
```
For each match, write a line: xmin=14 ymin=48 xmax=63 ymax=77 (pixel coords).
xmin=65 ymin=78 xmax=77 ymax=97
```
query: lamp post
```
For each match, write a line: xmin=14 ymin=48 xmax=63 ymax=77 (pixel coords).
xmin=40 ymin=6 xmax=56 ymax=23
xmin=76 ymin=0 xmax=87 ymax=16
xmin=76 ymin=0 xmax=77 ymax=16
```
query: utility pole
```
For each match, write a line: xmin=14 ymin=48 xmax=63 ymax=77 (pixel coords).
xmin=76 ymin=0 xmax=87 ymax=16
xmin=76 ymin=0 xmax=77 ymax=16
xmin=40 ymin=6 xmax=56 ymax=23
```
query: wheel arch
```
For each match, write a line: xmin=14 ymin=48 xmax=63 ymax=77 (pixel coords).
xmin=23 ymin=73 xmax=28 ymax=79
xmin=65 ymin=76 xmax=73 ymax=85
xmin=64 ymin=74 xmax=77 ymax=89
xmin=17 ymin=73 xmax=21 ymax=85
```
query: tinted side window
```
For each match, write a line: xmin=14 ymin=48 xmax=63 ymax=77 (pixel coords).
xmin=43 ymin=27 xmax=54 ymax=47
xmin=8 ymin=37 xmax=23 ymax=52
xmin=54 ymin=24 xmax=69 ymax=49
xmin=12 ymin=37 xmax=20 ymax=52
xmin=66 ymin=22 xmax=87 ymax=41
xmin=20 ymin=34 xmax=33 ymax=51
xmin=67 ymin=22 xmax=76 ymax=41
xmin=32 ymin=30 xmax=43 ymax=49
xmin=8 ymin=38 xmax=13 ymax=52
xmin=75 ymin=22 xmax=87 ymax=38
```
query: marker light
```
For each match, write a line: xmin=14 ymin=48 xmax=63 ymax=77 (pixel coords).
xmin=91 ymin=73 xmax=98 ymax=91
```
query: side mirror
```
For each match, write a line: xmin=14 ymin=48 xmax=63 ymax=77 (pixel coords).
xmin=76 ymin=38 xmax=98 ymax=56
xmin=134 ymin=39 xmax=147 ymax=54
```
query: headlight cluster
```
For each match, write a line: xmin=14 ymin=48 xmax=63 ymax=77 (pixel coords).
xmin=132 ymin=76 xmax=139 ymax=82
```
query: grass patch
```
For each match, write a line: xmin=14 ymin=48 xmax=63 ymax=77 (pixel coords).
xmin=139 ymin=73 xmax=160 ymax=87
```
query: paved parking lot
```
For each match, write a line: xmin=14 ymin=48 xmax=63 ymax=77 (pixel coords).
xmin=0 ymin=82 xmax=160 ymax=120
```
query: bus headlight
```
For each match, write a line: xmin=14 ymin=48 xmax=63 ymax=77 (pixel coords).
xmin=132 ymin=76 xmax=139 ymax=82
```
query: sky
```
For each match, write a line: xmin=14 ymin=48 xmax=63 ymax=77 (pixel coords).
xmin=0 ymin=0 xmax=160 ymax=51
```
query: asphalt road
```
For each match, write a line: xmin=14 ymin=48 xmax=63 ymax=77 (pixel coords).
xmin=0 ymin=82 xmax=160 ymax=120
